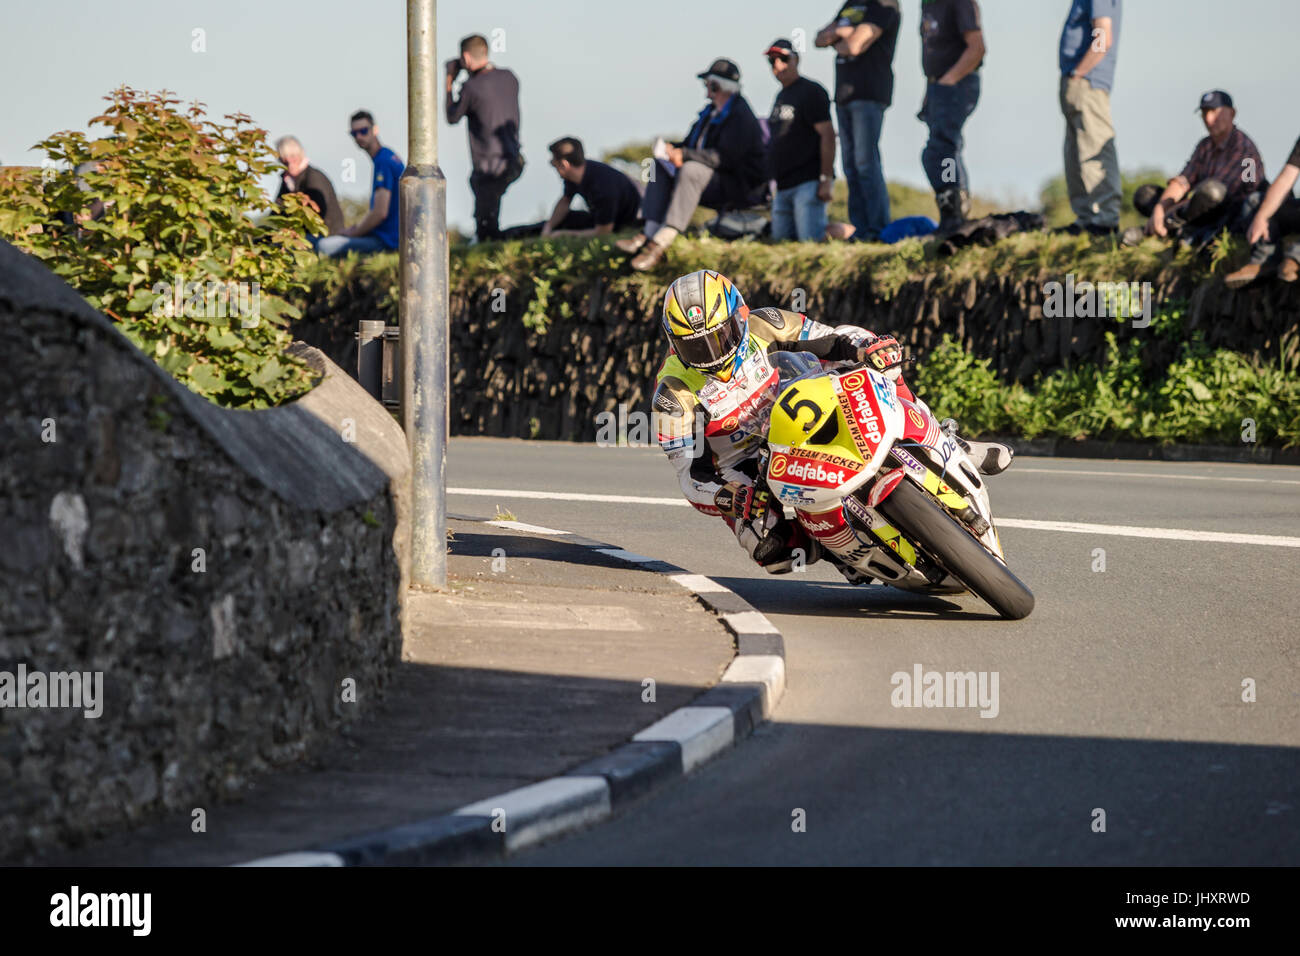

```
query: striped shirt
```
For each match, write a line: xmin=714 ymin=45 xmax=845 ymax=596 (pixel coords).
xmin=1178 ymin=126 xmax=1266 ymax=201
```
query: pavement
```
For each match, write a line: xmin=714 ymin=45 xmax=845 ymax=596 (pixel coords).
xmin=440 ymin=438 xmax=1300 ymax=866
xmin=39 ymin=518 xmax=736 ymax=866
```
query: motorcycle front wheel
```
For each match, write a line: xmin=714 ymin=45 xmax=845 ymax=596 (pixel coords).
xmin=876 ymin=477 xmax=1035 ymax=620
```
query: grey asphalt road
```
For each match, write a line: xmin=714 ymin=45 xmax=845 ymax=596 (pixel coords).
xmin=448 ymin=438 xmax=1300 ymax=865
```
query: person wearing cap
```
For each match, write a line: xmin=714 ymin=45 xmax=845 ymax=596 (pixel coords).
xmin=763 ymin=39 xmax=835 ymax=241
xmin=614 ymin=58 xmax=766 ymax=271
xmin=1129 ymin=91 xmax=1266 ymax=244
xmin=1056 ymin=0 xmax=1122 ymax=237
xmin=1224 ymin=136 xmax=1300 ymax=288
xmin=917 ymin=0 xmax=985 ymax=236
xmin=814 ymin=1 xmax=902 ymax=241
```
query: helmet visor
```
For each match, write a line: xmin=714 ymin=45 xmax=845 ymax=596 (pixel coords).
xmin=675 ymin=319 xmax=743 ymax=371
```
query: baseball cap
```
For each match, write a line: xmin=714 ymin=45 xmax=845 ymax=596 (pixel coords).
xmin=764 ymin=39 xmax=796 ymax=58
xmin=697 ymin=58 xmax=741 ymax=82
xmin=1197 ymin=90 xmax=1234 ymax=111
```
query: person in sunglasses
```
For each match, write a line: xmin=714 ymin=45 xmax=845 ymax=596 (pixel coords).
xmin=763 ymin=39 xmax=835 ymax=242
xmin=316 ymin=111 xmax=405 ymax=259
xmin=615 ymin=58 xmax=767 ymax=271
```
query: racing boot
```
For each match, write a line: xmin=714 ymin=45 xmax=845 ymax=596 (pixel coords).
xmin=940 ymin=418 xmax=1013 ymax=476
xmin=738 ymin=512 xmax=821 ymax=574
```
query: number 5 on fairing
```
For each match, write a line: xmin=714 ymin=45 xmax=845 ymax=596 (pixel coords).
xmin=779 ymin=386 xmax=822 ymax=428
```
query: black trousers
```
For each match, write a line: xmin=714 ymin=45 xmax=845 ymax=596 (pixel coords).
xmin=1133 ymin=178 xmax=1260 ymax=241
xmin=1247 ymin=194 xmax=1300 ymax=265
xmin=498 ymin=209 xmax=597 ymax=240
xmin=470 ymin=156 xmax=524 ymax=241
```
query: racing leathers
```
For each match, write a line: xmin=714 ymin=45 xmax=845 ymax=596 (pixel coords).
xmin=652 ymin=306 xmax=925 ymax=572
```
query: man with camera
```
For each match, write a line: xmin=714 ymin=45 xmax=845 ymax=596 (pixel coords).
xmin=445 ymin=33 xmax=523 ymax=242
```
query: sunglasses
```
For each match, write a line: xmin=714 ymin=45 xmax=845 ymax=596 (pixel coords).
xmin=706 ymin=80 xmax=723 ymax=93
xmin=350 ymin=126 xmax=371 ymax=138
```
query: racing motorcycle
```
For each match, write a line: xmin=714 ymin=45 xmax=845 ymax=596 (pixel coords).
xmin=753 ymin=350 xmax=1034 ymax=620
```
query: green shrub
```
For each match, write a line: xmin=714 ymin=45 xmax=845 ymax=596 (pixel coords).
xmin=0 ymin=86 xmax=322 ymax=408
xmin=914 ymin=332 xmax=1300 ymax=447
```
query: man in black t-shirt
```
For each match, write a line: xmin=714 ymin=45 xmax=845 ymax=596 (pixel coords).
xmin=918 ymin=0 xmax=985 ymax=235
xmin=763 ymin=39 xmax=835 ymax=241
xmin=815 ymin=0 xmax=900 ymax=240
xmin=503 ymin=137 xmax=642 ymax=239
xmin=1225 ymin=136 xmax=1300 ymax=288
xmin=446 ymin=33 xmax=524 ymax=242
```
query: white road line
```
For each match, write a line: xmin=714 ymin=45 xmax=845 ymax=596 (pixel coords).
xmin=486 ymin=519 xmax=573 ymax=535
xmin=997 ymin=518 xmax=1300 ymax=548
xmin=1013 ymin=467 xmax=1300 ymax=486
xmin=668 ymin=573 xmax=728 ymax=593
xmin=596 ymin=547 xmax=656 ymax=563
xmin=234 ymin=852 xmax=345 ymax=867
xmin=450 ymin=487 xmax=689 ymax=506
xmin=452 ymin=488 xmax=1300 ymax=547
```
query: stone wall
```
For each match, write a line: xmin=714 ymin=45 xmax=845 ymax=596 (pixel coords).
xmin=295 ymin=259 xmax=1299 ymax=442
xmin=0 ymin=240 xmax=410 ymax=860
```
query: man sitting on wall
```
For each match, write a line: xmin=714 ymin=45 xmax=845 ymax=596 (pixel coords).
xmin=1126 ymin=90 xmax=1266 ymax=247
xmin=614 ymin=58 xmax=767 ymax=272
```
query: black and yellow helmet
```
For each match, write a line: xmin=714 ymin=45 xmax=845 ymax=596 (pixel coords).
xmin=661 ymin=270 xmax=750 ymax=378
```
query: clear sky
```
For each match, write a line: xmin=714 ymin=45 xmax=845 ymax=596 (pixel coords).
xmin=2 ymin=0 xmax=1295 ymax=233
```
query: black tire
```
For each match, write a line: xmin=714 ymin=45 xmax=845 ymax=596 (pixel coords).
xmin=876 ymin=477 xmax=1035 ymax=620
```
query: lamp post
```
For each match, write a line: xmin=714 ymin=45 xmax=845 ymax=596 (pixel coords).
xmin=401 ymin=0 xmax=449 ymax=588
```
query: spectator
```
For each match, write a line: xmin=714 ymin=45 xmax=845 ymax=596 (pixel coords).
xmin=918 ymin=0 xmax=985 ymax=236
xmin=614 ymin=58 xmax=767 ymax=271
xmin=815 ymin=1 xmax=901 ymax=241
xmin=275 ymin=136 xmax=343 ymax=240
xmin=316 ymin=111 xmax=405 ymax=259
xmin=763 ymin=39 xmax=835 ymax=242
xmin=504 ymin=137 xmax=641 ymax=238
xmin=446 ymin=33 xmax=523 ymax=242
xmin=1224 ymin=136 xmax=1300 ymax=287
xmin=1127 ymin=91 xmax=1266 ymax=246
xmin=1056 ymin=0 xmax=1122 ymax=236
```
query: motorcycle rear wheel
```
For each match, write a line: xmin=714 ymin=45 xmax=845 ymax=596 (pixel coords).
xmin=876 ymin=478 xmax=1035 ymax=620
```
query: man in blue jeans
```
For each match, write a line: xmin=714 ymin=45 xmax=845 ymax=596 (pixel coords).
xmin=317 ymin=110 xmax=405 ymax=258
xmin=919 ymin=0 xmax=985 ymax=236
xmin=763 ymin=39 xmax=835 ymax=241
xmin=816 ymin=1 xmax=901 ymax=241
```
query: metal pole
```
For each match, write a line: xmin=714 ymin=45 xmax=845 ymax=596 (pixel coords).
xmin=402 ymin=0 xmax=449 ymax=588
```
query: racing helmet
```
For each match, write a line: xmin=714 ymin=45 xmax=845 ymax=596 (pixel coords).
xmin=661 ymin=270 xmax=750 ymax=380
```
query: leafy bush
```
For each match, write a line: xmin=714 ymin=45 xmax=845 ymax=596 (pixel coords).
xmin=0 ymin=86 xmax=322 ymax=408
xmin=915 ymin=333 xmax=1300 ymax=447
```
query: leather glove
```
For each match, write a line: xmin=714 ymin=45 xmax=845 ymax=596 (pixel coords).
xmin=858 ymin=336 xmax=905 ymax=381
xmin=713 ymin=481 xmax=754 ymax=521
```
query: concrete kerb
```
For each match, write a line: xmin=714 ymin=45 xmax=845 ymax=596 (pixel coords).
xmin=237 ymin=513 xmax=786 ymax=867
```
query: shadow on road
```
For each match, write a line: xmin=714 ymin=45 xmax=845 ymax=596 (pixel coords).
xmin=710 ymin=574 xmax=1006 ymax=623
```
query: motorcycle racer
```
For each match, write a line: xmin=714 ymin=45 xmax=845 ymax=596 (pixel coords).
xmin=652 ymin=269 xmax=1012 ymax=575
